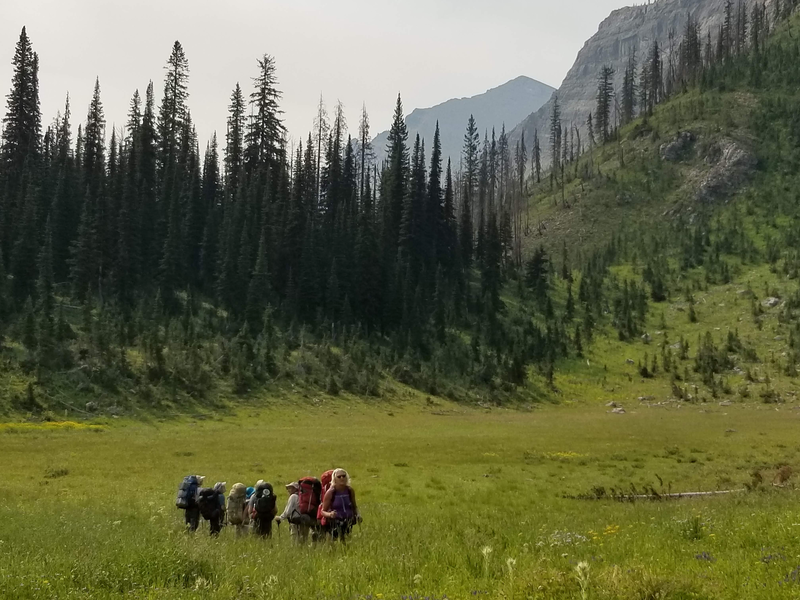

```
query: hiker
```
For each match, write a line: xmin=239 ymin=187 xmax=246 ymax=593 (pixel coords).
xmin=175 ymin=474 xmax=205 ymax=532
xmin=276 ymin=478 xmax=320 ymax=542
xmin=226 ymin=483 xmax=250 ymax=535
xmin=249 ymin=480 xmax=277 ymax=537
xmin=198 ymin=481 xmax=226 ymax=536
xmin=214 ymin=481 xmax=227 ymax=531
xmin=320 ymin=468 xmax=361 ymax=542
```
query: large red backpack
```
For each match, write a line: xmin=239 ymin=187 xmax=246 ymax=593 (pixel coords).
xmin=297 ymin=476 xmax=322 ymax=516
xmin=316 ymin=470 xmax=334 ymax=524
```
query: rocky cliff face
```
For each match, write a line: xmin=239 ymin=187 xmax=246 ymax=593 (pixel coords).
xmin=509 ymin=0 xmax=731 ymax=162
xmin=372 ymin=76 xmax=554 ymax=166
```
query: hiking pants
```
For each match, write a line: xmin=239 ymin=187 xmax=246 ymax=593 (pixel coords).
xmin=253 ymin=517 xmax=273 ymax=537
xmin=209 ymin=514 xmax=222 ymax=536
xmin=329 ymin=518 xmax=354 ymax=542
xmin=184 ymin=507 xmax=200 ymax=532
xmin=289 ymin=514 xmax=316 ymax=543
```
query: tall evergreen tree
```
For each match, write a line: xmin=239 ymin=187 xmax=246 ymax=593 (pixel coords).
xmin=621 ymin=52 xmax=638 ymax=124
xmin=596 ymin=66 xmax=615 ymax=143
xmin=549 ymin=96 xmax=562 ymax=188
xmin=157 ymin=41 xmax=189 ymax=179
xmin=427 ymin=122 xmax=443 ymax=267
xmin=532 ymin=129 xmax=541 ymax=184
xmin=1 ymin=27 xmax=41 ymax=234
xmin=358 ymin=103 xmax=374 ymax=204
xmin=225 ymin=83 xmax=245 ymax=200
xmin=244 ymin=54 xmax=285 ymax=177
xmin=382 ymin=94 xmax=409 ymax=261
xmin=460 ymin=115 xmax=479 ymax=269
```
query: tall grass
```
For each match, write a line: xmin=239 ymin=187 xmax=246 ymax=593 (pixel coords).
xmin=1 ymin=403 xmax=799 ymax=598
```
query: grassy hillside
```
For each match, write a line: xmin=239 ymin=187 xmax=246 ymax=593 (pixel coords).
xmin=508 ymin=10 xmax=800 ymax=410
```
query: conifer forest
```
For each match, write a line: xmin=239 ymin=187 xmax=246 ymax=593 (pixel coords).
xmin=2 ymin=0 xmax=800 ymax=413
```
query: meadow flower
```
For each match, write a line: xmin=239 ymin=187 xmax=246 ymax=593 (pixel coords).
xmin=413 ymin=574 xmax=422 ymax=586
xmin=481 ymin=546 xmax=493 ymax=579
xmin=575 ymin=562 xmax=591 ymax=600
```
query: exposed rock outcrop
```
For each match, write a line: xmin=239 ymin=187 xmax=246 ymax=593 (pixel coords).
xmin=695 ymin=138 xmax=756 ymax=203
xmin=509 ymin=0 xmax=733 ymax=162
xmin=660 ymin=131 xmax=696 ymax=161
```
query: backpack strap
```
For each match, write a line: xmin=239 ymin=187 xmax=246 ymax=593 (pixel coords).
xmin=347 ymin=486 xmax=357 ymax=514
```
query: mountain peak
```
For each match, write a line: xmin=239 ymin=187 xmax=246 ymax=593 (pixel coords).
xmin=373 ymin=76 xmax=555 ymax=163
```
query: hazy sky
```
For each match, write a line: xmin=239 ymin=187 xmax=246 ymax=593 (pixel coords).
xmin=2 ymin=0 xmax=634 ymax=149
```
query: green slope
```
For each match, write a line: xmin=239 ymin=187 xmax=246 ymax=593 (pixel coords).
xmin=526 ymin=11 xmax=800 ymax=408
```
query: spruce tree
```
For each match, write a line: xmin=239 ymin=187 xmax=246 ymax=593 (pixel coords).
xmin=442 ymin=159 xmax=457 ymax=275
xmin=549 ymin=96 xmax=561 ymax=188
xmin=533 ymin=129 xmax=541 ymax=184
xmin=244 ymin=54 xmax=285 ymax=177
xmin=139 ymin=81 xmax=158 ymax=282
xmin=596 ymin=66 xmax=615 ymax=143
xmin=358 ymin=103 xmax=374 ymax=203
xmin=225 ymin=83 xmax=245 ymax=200
xmin=157 ymin=41 xmax=189 ymax=178
xmin=382 ymin=94 xmax=409 ymax=261
xmin=0 ymin=27 xmax=41 ymax=256
xmin=427 ymin=122 xmax=443 ymax=267
xmin=460 ymin=115 xmax=479 ymax=269
xmin=621 ymin=52 xmax=637 ymax=124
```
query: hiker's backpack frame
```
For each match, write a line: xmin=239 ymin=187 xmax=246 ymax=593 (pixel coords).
xmin=176 ymin=475 xmax=199 ymax=509
xmin=297 ymin=477 xmax=322 ymax=517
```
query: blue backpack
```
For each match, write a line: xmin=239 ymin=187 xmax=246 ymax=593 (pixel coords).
xmin=176 ymin=475 xmax=199 ymax=509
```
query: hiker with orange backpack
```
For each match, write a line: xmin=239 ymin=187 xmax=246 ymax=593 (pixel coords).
xmin=319 ymin=468 xmax=361 ymax=542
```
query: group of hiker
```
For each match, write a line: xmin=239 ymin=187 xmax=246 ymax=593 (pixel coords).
xmin=175 ymin=468 xmax=361 ymax=542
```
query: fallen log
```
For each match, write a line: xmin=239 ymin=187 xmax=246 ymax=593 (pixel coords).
xmin=567 ymin=488 xmax=747 ymax=501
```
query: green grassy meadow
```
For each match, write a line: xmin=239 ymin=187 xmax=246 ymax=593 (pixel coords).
xmin=2 ymin=400 xmax=800 ymax=599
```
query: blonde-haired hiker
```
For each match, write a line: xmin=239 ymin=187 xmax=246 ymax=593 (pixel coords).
xmin=226 ymin=483 xmax=250 ymax=535
xmin=320 ymin=468 xmax=361 ymax=542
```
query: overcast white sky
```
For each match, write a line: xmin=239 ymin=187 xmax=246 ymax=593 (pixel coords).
xmin=2 ymin=0 xmax=633 ymax=149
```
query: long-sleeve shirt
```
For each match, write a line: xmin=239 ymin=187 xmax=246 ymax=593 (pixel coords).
xmin=278 ymin=493 xmax=299 ymax=521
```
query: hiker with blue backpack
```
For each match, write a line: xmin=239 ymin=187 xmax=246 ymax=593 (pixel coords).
xmin=175 ymin=475 xmax=205 ymax=532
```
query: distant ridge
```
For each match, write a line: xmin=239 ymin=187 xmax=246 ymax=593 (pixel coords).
xmin=508 ymin=0 xmax=731 ymax=164
xmin=372 ymin=76 xmax=555 ymax=166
